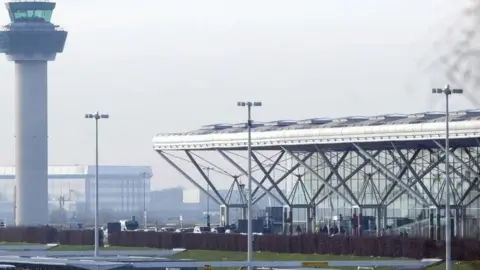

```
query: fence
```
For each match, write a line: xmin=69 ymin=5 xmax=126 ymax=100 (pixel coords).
xmin=1 ymin=227 xmax=480 ymax=261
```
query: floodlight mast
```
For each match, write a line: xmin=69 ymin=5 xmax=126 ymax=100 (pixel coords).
xmin=0 ymin=1 xmax=67 ymax=226
xmin=431 ymin=84 xmax=463 ymax=270
xmin=237 ymin=101 xmax=262 ymax=270
xmin=85 ymin=111 xmax=109 ymax=257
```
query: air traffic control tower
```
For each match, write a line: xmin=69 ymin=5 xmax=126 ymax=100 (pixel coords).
xmin=0 ymin=1 xmax=67 ymax=226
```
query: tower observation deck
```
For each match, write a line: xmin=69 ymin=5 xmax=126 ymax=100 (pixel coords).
xmin=0 ymin=0 xmax=67 ymax=226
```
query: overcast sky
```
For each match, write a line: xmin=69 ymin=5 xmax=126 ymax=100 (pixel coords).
xmin=0 ymin=0 xmax=475 ymax=190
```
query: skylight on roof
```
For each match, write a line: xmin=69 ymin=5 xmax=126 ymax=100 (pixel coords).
xmin=265 ymin=120 xmax=297 ymax=126
xmin=408 ymin=112 xmax=444 ymax=119
xmin=214 ymin=124 xmax=232 ymax=129
xmin=408 ymin=113 xmax=424 ymax=119
xmin=369 ymin=115 xmax=386 ymax=120
xmin=200 ymin=125 xmax=216 ymax=130
xmin=466 ymin=109 xmax=480 ymax=117
xmin=200 ymin=123 xmax=232 ymax=130
xmin=384 ymin=114 xmax=408 ymax=119
xmin=232 ymin=123 xmax=247 ymax=128
xmin=425 ymin=111 xmax=445 ymax=116
xmin=232 ymin=122 xmax=264 ymax=128
xmin=297 ymin=118 xmax=332 ymax=124
xmin=337 ymin=116 xmax=368 ymax=122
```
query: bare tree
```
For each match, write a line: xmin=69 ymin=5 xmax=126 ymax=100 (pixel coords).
xmin=428 ymin=0 xmax=480 ymax=106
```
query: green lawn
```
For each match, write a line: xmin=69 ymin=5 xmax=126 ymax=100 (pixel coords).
xmin=171 ymin=250 xmax=475 ymax=270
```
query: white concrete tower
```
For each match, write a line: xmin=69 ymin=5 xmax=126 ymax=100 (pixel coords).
xmin=0 ymin=1 xmax=67 ymax=226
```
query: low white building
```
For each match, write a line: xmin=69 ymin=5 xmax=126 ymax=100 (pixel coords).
xmin=0 ymin=165 xmax=153 ymax=221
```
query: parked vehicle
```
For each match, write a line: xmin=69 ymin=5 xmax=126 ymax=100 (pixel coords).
xmin=119 ymin=219 xmax=139 ymax=231
xmin=175 ymin=228 xmax=194 ymax=233
xmin=211 ymin=226 xmax=226 ymax=233
xmin=193 ymin=226 xmax=210 ymax=234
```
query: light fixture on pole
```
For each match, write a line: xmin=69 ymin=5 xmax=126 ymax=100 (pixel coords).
xmin=203 ymin=167 xmax=212 ymax=227
xmin=140 ymin=172 xmax=150 ymax=229
xmin=85 ymin=111 xmax=109 ymax=257
xmin=432 ymin=84 xmax=463 ymax=270
xmin=237 ymin=101 xmax=262 ymax=270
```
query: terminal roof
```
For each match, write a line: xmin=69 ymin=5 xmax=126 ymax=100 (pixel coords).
xmin=156 ymin=108 xmax=480 ymax=137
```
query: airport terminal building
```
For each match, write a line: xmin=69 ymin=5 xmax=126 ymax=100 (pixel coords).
xmin=153 ymin=108 xmax=480 ymax=238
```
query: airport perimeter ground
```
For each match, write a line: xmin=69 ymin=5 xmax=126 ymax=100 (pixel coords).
xmin=0 ymin=243 xmax=473 ymax=269
xmin=35 ymin=245 xmax=478 ymax=270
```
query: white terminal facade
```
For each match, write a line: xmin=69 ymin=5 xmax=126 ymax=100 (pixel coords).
xmin=153 ymin=108 xmax=480 ymax=238
xmin=0 ymin=165 xmax=152 ymax=223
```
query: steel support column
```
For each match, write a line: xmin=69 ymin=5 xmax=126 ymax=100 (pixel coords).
xmin=156 ymin=151 xmax=222 ymax=205
xmin=381 ymin=149 xmax=421 ymax=204
xmin=253 ymin=152 xmax=314 ymax=204
xmin=434 ymin=141 xmax=480 ymax=180
xmin=251 ymin=152 xmax=290 ymax=205
xmin=459 ymin=178 xmax=479 ymax=204
xmin=376 ymin=207 xmax=381 ymax=236
xmin=434 ymin=142 xmax=480 ymax=207
xmin=185 ymin=150 xmax=227 ymax=205
xmin=316 ymin=151 xmax=381 ymax=205
xmin=353 ymin=144 xmax=429 ymax=206
xmin=251 ymin=152 xmax=284 ymax=198
xmin=310 ymin=151 xmax=352 ymax=203
xmin=316 ymin=148 xmax=360 ymax=206
xmin=391 ymin=143 xmax=438 ymax=207
xmin=218 ymin=150 xmax=283 ymax=205
xmin=386 ymin=155 xmax=444 ymax=206
xmin=282 ymin=147 xmax=354 ymax=206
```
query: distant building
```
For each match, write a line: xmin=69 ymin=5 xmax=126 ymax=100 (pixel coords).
xmin=0 ymin=165 xmax=152 ymax=223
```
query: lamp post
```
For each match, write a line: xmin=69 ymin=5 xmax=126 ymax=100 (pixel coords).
xmin=237 ymin=101 xmax=262 ymax=270
xmin=85 ymin=111 xmax=109 ymax=257
xmin=141 ymin=172 xmax=150 ymax=229
xmin=432 ymin=85 xmax=463 ymax=270
xmin=203 ymin=167 xmax=212 ymax=227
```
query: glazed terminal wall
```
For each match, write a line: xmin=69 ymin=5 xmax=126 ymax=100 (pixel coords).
xmin=282 ymin=148 xmax=480 ymax=224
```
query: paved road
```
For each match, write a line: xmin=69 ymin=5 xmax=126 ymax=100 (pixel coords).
xmin=0 ymin=245 xmax=49 ymax=251
xmin=0 ymin=249 xmax=184 ymax=257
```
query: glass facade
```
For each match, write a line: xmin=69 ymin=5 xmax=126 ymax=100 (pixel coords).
xmin=282 ymin=147 xmax=480 ymax=225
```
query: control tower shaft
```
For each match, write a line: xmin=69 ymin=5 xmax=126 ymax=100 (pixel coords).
xmin=0 ymin=1 xmax=67 ymax=226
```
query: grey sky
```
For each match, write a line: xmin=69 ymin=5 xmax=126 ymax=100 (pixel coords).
xmin=0 ymin=0 xmax=473 ymax=190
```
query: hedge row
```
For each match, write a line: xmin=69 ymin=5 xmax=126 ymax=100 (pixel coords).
xmin=0 ymin=227 xmax=96 ymax=246
xmin=1 ymin=228 xmax=480 ymax=261
xmin=108 ymin=231 xmax=480 ymax=260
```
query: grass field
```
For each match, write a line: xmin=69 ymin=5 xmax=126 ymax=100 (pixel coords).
xmin=171 ymin=250 xmax=475 ymax=270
